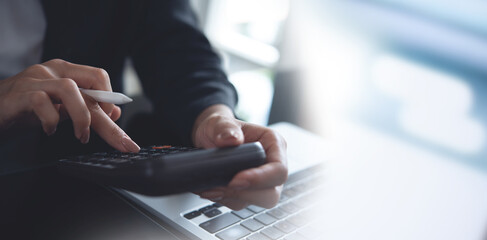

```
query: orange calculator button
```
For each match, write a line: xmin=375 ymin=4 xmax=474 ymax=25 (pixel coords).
xmin=152 ymin=145 xmax=172 ymax=149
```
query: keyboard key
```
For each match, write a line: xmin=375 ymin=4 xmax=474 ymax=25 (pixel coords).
xmin=283 ymin=232 xmax=308 ymax=240
xmin=204 ymin=208 xmax=222 ymax=218
xmin=247 ymin=232 xmax=271 ymax=240
xmin=283 ymin=188 xmax=300 ymax=197
xmin=241 ymin=219 xmax=265 ymax=231
xmin=279 ymin=202 xmax=300 ymax=214
xmin=292 ymin=183 xmax=308 ymax=192
xmin=291 ymin=197 xmax=308 ymax=209
xmin=274 ymin=220 xmax=296 ymax=233
xmin=247 ymin=205 xmax=265 ymax=213
xmin=199 ymin=213 xmax=240 ymax=234
xmin=232 ymin=208 xmax=254 ymax=219
xmin=278 ymin=194 xmax=289 ymax=203
xmin=199 ymin=205 xmax=215 ymax=213
xmin=299 ymin=193 xmax=316 ymax=205
xmin=216 ymin=225 xmax=251 ymax=240
xmin=183 ymin=211 xmax=201 ymax=220
xmin=213 ymin=203 xmax=223 ymax=208
xmin=298 ymin=225 xmax=320 ymax=239
xmin=261 ymin=226 xmax=285 ymax=240
xmin=254 ymin=213 xmax=276 ymax=226
xmin=267 ymin=208 xmax=287 ymax=219
xmin=298 ymin=208 xmax=314 ymax=220
xmin=287 ymin=214 xmax=308 ymax=227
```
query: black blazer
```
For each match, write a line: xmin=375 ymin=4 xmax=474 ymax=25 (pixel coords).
xmin=0 ymin=0 xmax=237 ymax=172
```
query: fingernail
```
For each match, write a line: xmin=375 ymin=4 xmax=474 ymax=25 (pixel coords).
xmin=121 ymin=135 xmax=140 ymax=152
xmin=219 ymin=129 xmax=238 ymax=140
xmin=200 ymin=191 xmax=224 ymax=200
xmin=229 ymin=180 xmax=250 ymax=190
xmin=80 ymin=127 xmax=90 ymax=144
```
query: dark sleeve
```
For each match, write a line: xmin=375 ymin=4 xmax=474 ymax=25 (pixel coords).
xmin=129 ymin=0 xmax=238 ymax=145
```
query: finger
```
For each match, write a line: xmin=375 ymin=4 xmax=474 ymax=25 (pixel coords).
xmin=213 ymin=117 xmax=244 ymax=147
xmin=110 ymin=106 xmax=122 ymax=121
xmin=198 ymin=190 xmax=225 ymax=202
xmin=29 ymin=78 xmax=91 ymax=143
xmin=195 ymin=186 xmax=227 ymax=199
xmin=241 ymin=122 xmax=287 ymax=163
xmin=228 ymin=122 xmax=288 ymax=190
xmin=216 ymin=198 xmax=249 ymax=211
xmin=4 ymin=91 xmax=60 ymax=135
xmin=199 ymin=115 xmax=244 ymax=148
xmin=199 ymin=184 xmax=282 ymax=209
xmin=222 ymin=187 xmax=282 ymax=209
xmin=83 ymin=95 xmax=140 ymax=153
xmin=28 ymin=91 xmax=60 ymax=136
xmin=42 ymin=59 xmax=114 ymax=116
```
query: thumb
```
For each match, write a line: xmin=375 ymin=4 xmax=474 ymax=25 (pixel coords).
xmin=213 ymin=119 xmax=244 ymax=148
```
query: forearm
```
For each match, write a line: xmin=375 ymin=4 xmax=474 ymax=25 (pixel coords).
xmin=130 ymin=0 xmax=238 ymax=144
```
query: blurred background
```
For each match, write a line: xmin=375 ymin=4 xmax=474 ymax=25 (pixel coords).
xmin=121 ymin=1 xmax=487 ymax=238
xmin=125 ymin=0 xmax=487 ymax=172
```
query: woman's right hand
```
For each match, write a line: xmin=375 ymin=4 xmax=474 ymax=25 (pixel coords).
xmin=0 ymin=59 xmax=140 ymax=153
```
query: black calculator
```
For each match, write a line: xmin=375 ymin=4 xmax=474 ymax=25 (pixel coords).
xmin=58 ymin=142 xmax=266 ymax=196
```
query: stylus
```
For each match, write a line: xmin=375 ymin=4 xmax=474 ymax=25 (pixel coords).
xmin=79 ymin=88 xmax=133 ymax=105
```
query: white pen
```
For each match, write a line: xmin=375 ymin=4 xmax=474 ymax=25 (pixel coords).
xmin=79 ymin=88 xmax=133 ymax=105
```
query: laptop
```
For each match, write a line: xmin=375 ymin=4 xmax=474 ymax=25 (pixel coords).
xmin=116 ymin=122 xmax=328 ymax=240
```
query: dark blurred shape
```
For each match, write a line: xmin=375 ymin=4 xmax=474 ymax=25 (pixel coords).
xmin=268 ymin=70 xmax=307 ymax=129
xmin=0 ymin=166 xmax=181 ymax=240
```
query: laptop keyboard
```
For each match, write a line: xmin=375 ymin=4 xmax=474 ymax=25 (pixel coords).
xmin=182 ymin=170 xmax=324 ymax=240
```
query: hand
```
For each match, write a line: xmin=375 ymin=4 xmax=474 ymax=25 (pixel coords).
xmin=192 ymin=104 xmax=288 ymax=210
xmin=0 ymin=59 xmax=140 ymax=152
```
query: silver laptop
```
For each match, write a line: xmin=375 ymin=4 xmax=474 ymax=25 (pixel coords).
xmin=117 ymin=122 xmax=328 ymax=240
xmin=115 ymin=118 xmax=487 ymax=240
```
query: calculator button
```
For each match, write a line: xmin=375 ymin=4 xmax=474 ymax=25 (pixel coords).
xmin=152 ymin=145 xmax=172 ymax=149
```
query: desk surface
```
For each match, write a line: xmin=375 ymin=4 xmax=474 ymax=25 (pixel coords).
xmin=0 ymin=166 xmax=179 ymax=240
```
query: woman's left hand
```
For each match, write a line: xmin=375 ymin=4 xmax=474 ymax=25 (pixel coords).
xmin=192 ymin=104 xmax=288 ymax=210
